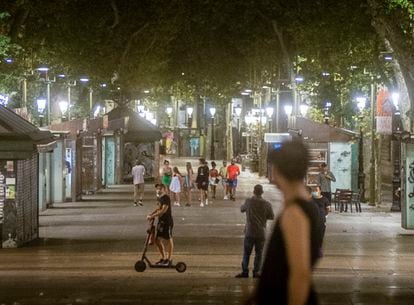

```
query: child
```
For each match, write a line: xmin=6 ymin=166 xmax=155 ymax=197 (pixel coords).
xmin=169 ymin=166 xmax=183 ymax=207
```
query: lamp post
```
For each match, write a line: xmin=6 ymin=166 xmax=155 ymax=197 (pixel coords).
xmin=210 ymin=107 xmax=216 ymax=160
xmin=391 ymin=92 xmax=401 ymax=211
xmin=234 ymin=104 xmax=242 ymax=154
xmin=79 ymin=77 xmax=92 ymax=117
xmin=186 ymin=106 xmax=194 ymax=128
xmin=58 ymin=100 xmax=69 ymax=121
xmin=37 ymin=66 xmax=55 ymax=125
xmin=356 ymin=96 xmax=367 ymax=202
xmin=265 ymin=106 xmax=274 ymax=132
xmin=67 ymin=80 xmax=76 ymax=121
xmin=37 ymin=98 xmax=47 ymax=126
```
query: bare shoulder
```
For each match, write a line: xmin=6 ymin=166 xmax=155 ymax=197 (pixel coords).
xmin=280 ymin=205 xmax=309 ymax=230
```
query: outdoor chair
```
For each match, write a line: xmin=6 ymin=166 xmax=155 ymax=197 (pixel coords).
xmin=351 ymin=192 xmax=362 ymax=213
xmin=337 ymin=189 xmax=353 ymax=213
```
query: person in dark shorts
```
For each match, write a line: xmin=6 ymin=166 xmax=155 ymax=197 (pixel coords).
xmin=248 ymin=140 xmax=323 ymax=305
xmin=310 ymin=185 xmax=330 ymax=242
xmin=147 ymin=184 xmax=174 ymax=266
xmin=196 ymin=158 xmax=209 ymax=207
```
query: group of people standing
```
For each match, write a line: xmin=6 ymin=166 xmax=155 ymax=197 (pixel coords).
xmin=160 ymin=158 xmax=241 ymax=207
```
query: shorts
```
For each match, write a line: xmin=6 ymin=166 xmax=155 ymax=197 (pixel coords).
xmin=156 ymin=221 xmax=173 ymax=239
xmin=227 ymin=179 xmax=238 ymax=188
xmin=221 ymin=178 xmax=228 ymax=186
xmin=197 ymin=180 xmax=209 ymax=191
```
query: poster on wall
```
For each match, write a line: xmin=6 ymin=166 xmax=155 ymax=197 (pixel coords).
xmin=376 ymin=87 xmax=393 ymax=135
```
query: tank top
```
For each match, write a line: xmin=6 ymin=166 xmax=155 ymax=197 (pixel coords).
xmin=255 ymin=198 xmax=323 ymax=305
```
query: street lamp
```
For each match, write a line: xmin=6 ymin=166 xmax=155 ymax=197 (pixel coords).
xmin=37 ymin=98 xmax=47 ymax=126
xmin=58 ymin=100 xmax=69 ymax=120
xmin=356 ymin=96 xmax=367 ymax=202
xmin=299 ymin=104 xmax=309 ymax=117
xmin=265 ymin=106 xmax=274 ymax=132
xmin=166 ymin=106 xmax=173 ymax=127
xmin=186 ymin=106 xmax=194 ymax=128
xmin=210 ymin=107 xmax=216 ymax=159
xmin=137 ymin=104 xmax=145 ymax=117
xmin=79 ymin=77 xmax=93 ymax=117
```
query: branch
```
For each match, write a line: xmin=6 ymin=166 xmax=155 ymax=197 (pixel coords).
xmin=109 ymin=0 xmax=119 ymax=29
xmin=119 ymin=23 xmax=149 ymax=68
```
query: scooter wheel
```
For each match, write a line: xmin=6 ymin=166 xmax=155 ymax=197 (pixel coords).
xmin=135 ymin=260 xmax=146 ymax=272
xmin=175 ymin=262 xmax=187 ymax=273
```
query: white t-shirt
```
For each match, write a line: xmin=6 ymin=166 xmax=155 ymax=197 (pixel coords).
xmin=132 ymin=165 xmax=145 ymax=185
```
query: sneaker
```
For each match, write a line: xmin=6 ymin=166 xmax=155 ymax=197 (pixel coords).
xmin=174 ymin=202 xmax=181 ymax=207
xmin=253 ymin=272 xmax=261 ymax=278
xmin=155 ymin=259 xmax=165 ymax=265
xmin=200 ymin=202 xmax=204 ymax=207
xmin=162 ymin=259 xmax=172 ymax=266
xmin=133 ymin=202 xmax=138 ymax=207
xmin=205 ymin=199 xmax=208 ymax=206
xmin=138 ymin=200 xmax=143 ymax=206
xmin=224 ymin=195 xmax=229 ymax=200
xmin=185 ymin=203 xmax=191 ymax=207
xmin=235 ymin=272 xmax=248 ymax=278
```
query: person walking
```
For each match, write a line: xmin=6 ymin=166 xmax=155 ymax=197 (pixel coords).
xmin=132 ymin=160 xmax=145 ymax=206
xmin=316 ymin=162 xmax=336 ymax=203
xmin=235 ymin=184 xmax=274 ymax=278
xmin=196 ymin=158 xmax=209 ymax=207
xmin=183 ymin=162 xmax=195 ymax=207
xmin=169 ymin=167 xmax=183 ymax=207
xmin=219 ymin=160 xmax=228 ymax=199
xmin=249 ymin=140 xmax=323 ymax=305
xmin=161 ymin=160 xmax=173 ymax=195
xmin=147 ymin=184 xmax=174 ymax=266
xmin=209 ymin=161 xmax=219 ymax=200
xmin=227 ymin=159 xmax=240 ymax=201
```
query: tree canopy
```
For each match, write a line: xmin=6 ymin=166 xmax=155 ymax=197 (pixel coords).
xmin=0 ymin=0 xmax=413 ymax=128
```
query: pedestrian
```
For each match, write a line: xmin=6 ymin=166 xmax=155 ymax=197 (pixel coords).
xmin=147 ymin=184 xmax=174 ymax=266
xmin=209 ymin=161 xmax=219 ymax=200
xmin=183 ymin=162 xmax=195 ymax=207
xmin=310 ymin=185 xmax=330 ymax=242
xmin=227 ymin=159 xmax=240 ymax=201
xmin=161 ymin=160 xmax=173 ymax=195
xmin=196 ymin=158 xmax=209 ymax=207
xmin=219 ymin=160 xmax=228 ymax=199
xmin=169 ymin=166 xmax=183 ymax=207
xmin=250 ymin=140 xmax=323 ymax=305
xmin=316 ymin=162 xmax=336 ymax=203
xmin=132 ymin=160 xmax=145 ymax=206
xmin=236 ymin=184 xmax=274 ymax=278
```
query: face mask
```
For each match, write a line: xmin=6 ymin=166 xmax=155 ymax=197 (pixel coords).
xmin=311 ymin=192 xmax=319 ymax=197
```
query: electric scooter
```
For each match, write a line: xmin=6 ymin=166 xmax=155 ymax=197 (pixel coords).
xmin=134 ymin=219 xmax=187 ymax=273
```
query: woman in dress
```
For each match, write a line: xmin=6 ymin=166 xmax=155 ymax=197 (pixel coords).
xmin=209 ymin=161 xmax=219 ymax=200
xmin=183 ymin=162 xmax=194 ymax=207
xmin=169 ymin=166 xmax=183 ymax=207
xmin=161 ymin=160 xmax=173 ymax=194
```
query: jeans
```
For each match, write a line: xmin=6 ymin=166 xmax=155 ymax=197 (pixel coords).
xmin=242 ymin=237 xmax=265 ymax=275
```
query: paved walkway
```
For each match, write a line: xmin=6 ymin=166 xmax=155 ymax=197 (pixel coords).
xmin=0 ymin=164 xmax=413 ymax=304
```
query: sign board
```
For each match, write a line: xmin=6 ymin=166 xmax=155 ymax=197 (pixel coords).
xmin=264 ymin=133 xmax=291 ymax=143
xmin=376 ymin=87 xmax=393 ymax=135
xmin=402 ymin=143 xmax=414 ymax=229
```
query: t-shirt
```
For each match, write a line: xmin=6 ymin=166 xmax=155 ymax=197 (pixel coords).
xmin=241 ymin=196 xmax=274 ymax=239
xmin=159 ymin=194 xmax=173 ymax=225
xmin=219 ymin=166 xmax=227 ymax=178
xmin=227 ymin=164 xmax=240 ymax=180
xmin=197 ymin=165 xmax=209 ymax=182
xmin=132 ymin=165 xmax=145 ymax=184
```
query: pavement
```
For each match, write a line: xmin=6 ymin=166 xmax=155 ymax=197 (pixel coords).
xmin=0 ymin=159 xmax=414 ymax=305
